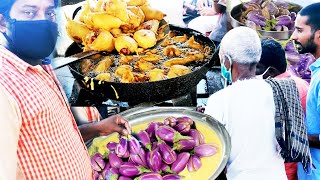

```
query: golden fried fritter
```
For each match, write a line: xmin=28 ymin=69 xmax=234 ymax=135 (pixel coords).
xmin=139 ymin=54 xmax=162 ymax=63
xmin=65 ymin=18 xmax=91 ymax=43
xmin=114 ymin=36 xmax=138 ymax=55
xmin=172 ymin=34 xmax=188 ymax=43
xmin=80 ymin=59 xmax=92 ymax=75
xmin=95 ymin=73 xmax=112 ymax=81
xmin=148 ymin=68 xmax=166 ymax=82
xmin=115 ymin=65 xmax=133 ymax=77
xmin=83 ymin=30 xmax=114 ymax=52
xmin=167 ymin=65 xmax=191 ymax=78
xmin=163 ymin=45 xmax=182 ymax=57
xmin=135 ymin=60 xmax=155 ymax=72
xmin=140 ymin=4 xmax=166 ymax=21
xmin=133 ymin=29 xmax=157 ymax=49
xmin=93 ymin=57 xmax=113 ymax=74
xmin=138 ymin=20 xmax=160 ymax=33
xmin=186 ymin=36 xmax=203 ymax=50
xmin=163 ymin=57 xmax=195 ymax=67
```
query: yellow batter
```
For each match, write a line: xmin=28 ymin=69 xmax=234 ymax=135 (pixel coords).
xmin=98 ymin=118 xmax=223 ymax=179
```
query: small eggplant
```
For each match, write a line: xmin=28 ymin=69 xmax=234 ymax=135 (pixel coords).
xmin=120 ymin=150 xmax=130 ymax=159
xmin=156 ymin=126 xmax=191 ymax=143
xmin=177 ymin=116 xmax=194 ymax=126
xmin=161 ymin=163 xmax=173 ymax=174
xmin=173 ymin=139 xmax=195 ymax=151
xmin=137 ymin=130 xmax=152 ymax=150
xmin=189 ymin=129 xmax=205 ymax=146
xmin=164 ymin=116 xmax=178 ymax=127
xmin=128 ymin=135 xmax=141 ymax=155
xmin=158 ymin=141 xmax=177 ymax=164
xmin=276 ymin=15 xmax=291 ymax=26
xmin=116 ymin=137 xmax=128 ymax=157
xmin=146 ymin=122 xmax=161 ymax=140
xmin=107 ymin=142 xmax=118 ymax=151
xmin=187 ymin=155 xmax=202 ymax=172
xmin=106 ymin=167 xmax=119 ymax=180
xmin=194 ymin=144 xmax=218 ymax=157
xmin=247 ymin=10 xmax=266 ymax=27
xmin=146 ymin=148 xmax=162 ymax=172
xmin=93 ymin=171 xmax=101 ymax=180
xmin=171 ymin=152 xmax=190 ymax=174
xmin=119 ymin=164 xmax=151 ymax=177
xmin=286 ymin=50 xmax=301 ymax=65
xmin=119 ymin=176 xmax=133 ymax=180
xmin=290 ymin=12 xmax=297 ymax=21
xmin=163 ymin=174 xmax=181 ymax=180
xmin=285 ymin=41 xmax=295 ymax=51
xmin=129 ymin=148 xmax=147 ymax=167
xmin=101 ymin=162 xmax=111 ymax=179
xmin=109 ymin=152 xmax=124 ymax=168
xmin=134 ymin=172 xmax=163 ymax=180
xmin=274 ymin=1 xmax=289 ymax=9
xmin=91 ymin=153 xmax=105 ymax=172
xmin=174 ymin=122 xmax=191 ymax=135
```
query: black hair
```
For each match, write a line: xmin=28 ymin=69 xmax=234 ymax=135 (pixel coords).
xmin=299 ymin=2 xmax=320 ymax=32
xmin=258 ymin=38 xmax=287 ymax=74
xmin=0 ymin=0 xmax=60 ymax=16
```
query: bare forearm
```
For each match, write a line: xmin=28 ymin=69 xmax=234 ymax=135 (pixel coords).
xmin=78 ymin=122 xmax=101 ymax=142
xmin=308 ymin=134 xmax=320 ymax=149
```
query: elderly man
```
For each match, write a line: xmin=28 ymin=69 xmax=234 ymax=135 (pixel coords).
xmin=0 ymin=0 xmax=130 ymax=179
xmin=290 ymin=2 xmax=320 ymax=179
xmin=204 ymin=27 xmax=287 ymax=179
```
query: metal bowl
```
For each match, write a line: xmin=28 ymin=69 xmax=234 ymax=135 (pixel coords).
xmin=230 ymin=2 xmax=302 ymax=40
xmin=119 ymin=106 xmax=231 ymax=180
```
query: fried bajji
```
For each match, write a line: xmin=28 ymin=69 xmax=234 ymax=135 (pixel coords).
xmin=139 ymin=54 xmax=162 ymax=63
xmin=110 ymin=28 xmax=123 ymax=38
xmin=83 ymin=30 xmax=115 ymax=52
xmin=65 ymin=18 xmax=91 ymax=43
xmin=121 ymin=10 xmax=142 ymax=33
xmin=185 ymin=52 xmax=205 ymax=60
xmin=98 ymin=0 xmax=129 ymax=23
xmin=172 ymin=34 xmax=188 ymax=43
xmin=167 ymin=65 xmax=192 ymax=78
xmin=127 ymin=6 xmax=145 ymax=24
xmin=114 ymin=36 xmax=138 ymax=55
xmin=121 ymin=70 xmax=135 ymax=83
xmin=157 ymin=23 xmax=169 ymax=41
xmin=135 ymin=60 xmax=155 ymax=72
xmin=163 ymin=45 xmax=182 ymax=57
xmin=84 ymin=12 xmax=124 ymax=31
xmin=138 ymin=20 xmax=160 ymax=33
xmin=148 ymin=68 xmax=166 ymax=82
xmin=126 ymin=0 xmax=147 ymax=6
xmin=80 ymin=59 xmax=93 ymax=75
xmin=163 ymin=57 xmax=195 ymax=67
xmin=93 ymin=57 xmax=113 ymax=74
xmin=95 ymin=73 xmax=112 ymax=82
xmin=115 ymin=65 xmax=133 ymax=77
xmin=120 ymin=55 xmax=135 ymax=64
xmin=133 ymin=73 xmax=149 ymax=82
xmin=133 ymin=29 xmax=157 ymax=49
xmin=186 ymin=36 xmax=203 ymax=50
xmin=140 ymin=4 xmax=166 ymax=21
xmin=161 ymin=38 xmax=173 ymax=47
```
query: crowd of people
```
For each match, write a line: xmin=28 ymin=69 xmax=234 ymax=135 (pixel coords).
xmin=0 ymin=0 xmax=319 ymax=179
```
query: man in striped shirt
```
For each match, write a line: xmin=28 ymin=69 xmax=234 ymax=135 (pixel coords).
xmin=0 ymin=0 xmax=131 ymax=179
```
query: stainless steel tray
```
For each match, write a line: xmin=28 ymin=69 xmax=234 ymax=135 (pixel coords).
xmin=120 ymin=106 xmax=231 ymax=180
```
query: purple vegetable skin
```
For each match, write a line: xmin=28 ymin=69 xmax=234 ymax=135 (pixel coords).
xmin=116 ymin=137 xmax=128 ymax=157
xmin=119 ymin=164 xmax=151 ymax=177
xmin=164 ymin=116 xmax=178 ymax=127
xmin=171 ymin=152 xmax=190 ymax=174
xmin=173 ymin=139 xmax=196 ymax=151
xmin=174 ymin=122 xmax=191 ymax=135
xmin=163 ymin=174 xmax=181 ymax=180
xmin=158 ymin=141 xmax=177 ymax=164
xmin=194 ymin=144 xmax=218 ymax=157
xmin=146 ymin=148 xmax=162 ymax=172
xmin=91 ymin=153 xmax=105 ymax=172
xmin=187 ymin=155 xmax=202 ymax=172
xmin=129 ymin=135 xmax=141 ymax=155
xmin=109 ymin=152 xmax=123 ymax=168
xmin=119 ymin=176 xmax=133 ymax=180
xmin=156 ymin=126 xmax=191 ymax=143
xmin=189 ymin=129 xmax=205 ymax=146
xmin=129 ymin=148 xmax=147 ymax=167
xmin=107 ymin=142 xmax=118 ymax=151
xmin=137 ymin=130 xmax=152 ymax=150
xmin=134 ymin=172 xmax=163 ymax=180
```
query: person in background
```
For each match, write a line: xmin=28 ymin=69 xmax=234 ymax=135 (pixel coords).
xmin=204 ymin=26 xmax=287 ymax=179
xmin=290 ymin=2 xmax=320 ymax=179
xmin=256 ymin=38 xmax=310 ymax=180
xmin=0 ymin=0 xmax=131 ymax=179
xmin=208 ymin=0 xmax=227 ymax=46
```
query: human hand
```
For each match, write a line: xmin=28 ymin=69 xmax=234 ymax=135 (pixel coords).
xmin=96 ymin=115 xmax=131 ymax=136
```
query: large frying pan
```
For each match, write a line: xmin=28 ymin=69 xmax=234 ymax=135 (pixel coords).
xmin=67 ymin=24 xmax=220 ymax=104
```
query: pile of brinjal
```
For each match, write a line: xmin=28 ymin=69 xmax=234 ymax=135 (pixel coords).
xmin=90 ymin=116 xmax=218 ymax=180
xmin=284 ymin=41 xmax=316 ymax=83
xmin=239 ymin=0 xmax=298 ymax=31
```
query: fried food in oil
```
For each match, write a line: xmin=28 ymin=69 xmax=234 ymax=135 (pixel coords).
xmin=120 ymin=55 xmax=135 ymax=64
xmin=127 ymin=6 xmax=145 ymax=24
xmin=167 ymin=65 xmax=192 ymax=79
xmin=84 ymin=12 xmax=124 ymax=31
xmin=115 ymin=65 xmax=133 ymax=77
xmin=133 ymin=30 xmax=157 ymax=49
xmin=121 ymin=70 xmax=135 ymax=83
xmin=121 ymin=10 xmax=142 ymax=33
xmin=83 ymin=30 xmax=115 ymax=52
xmin=139 ymin=54 xmax=162 ymax=63
xmin=161 ymin=39 xmax=173 ymax=47
xmin=126 ymin=0 xmax=147 ymax=6
xmin=138 ymin=20 xmax=160 ymax=33
xmin=78 ymin=1 xmax=90 ymax=22
xmin=157 ymin=23 xmax=169 ymax=41
xmin=148 ymin=68 xmax=166 ymax=82
xmin=140 ymin=4 xmax=166 ymax=21
xmin=133 ymin=73 xmax=149 ymax=82
xmin=135 ymin=60 xmax=155 ymax=72
xmin=93 ymin=57 xmax=113 ymax=74
xmin=163 ymin=57 xmax=195 ymax=67
xmin=98 ymin=0 xmax=129 ymax=23
xmin=65 ymin=18 xmax=91 ymax=43
xmin=163 ymin=45 xmax=182 ymax=57
xmin=95 ymin=73 xmax=112 ymax=81
xmin=186 ymin=36 xmax=203 ymax=50
xmin=110 ymin=28 xmax=123 ymax=38
xmin=115 ymin=36 xmax=138 ymax=55
xmin=185 ymin=52 xmax=205 ymax=60
xmin=80 ymin=59 xmax=92 ymax=75
xmin=172 ymin=34 xmax=188 ymax=43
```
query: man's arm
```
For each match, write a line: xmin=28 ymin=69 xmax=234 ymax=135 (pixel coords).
xmin=78 ymin=115 xmax=131 ymax=142
xmin=308 ymin=135 xmax=320 ymax=149
xmin=0 ymin=86 xmax=21 ymax=179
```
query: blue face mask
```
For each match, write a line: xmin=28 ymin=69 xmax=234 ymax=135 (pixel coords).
xmin=221 ymin=54 xmax=232 ymax=87
xmin=3 ymin=19 xmax=58 ymax=60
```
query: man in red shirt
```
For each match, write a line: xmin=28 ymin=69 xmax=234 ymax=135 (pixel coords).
xmin=0 ymin=0 xmax=130 ymax=179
